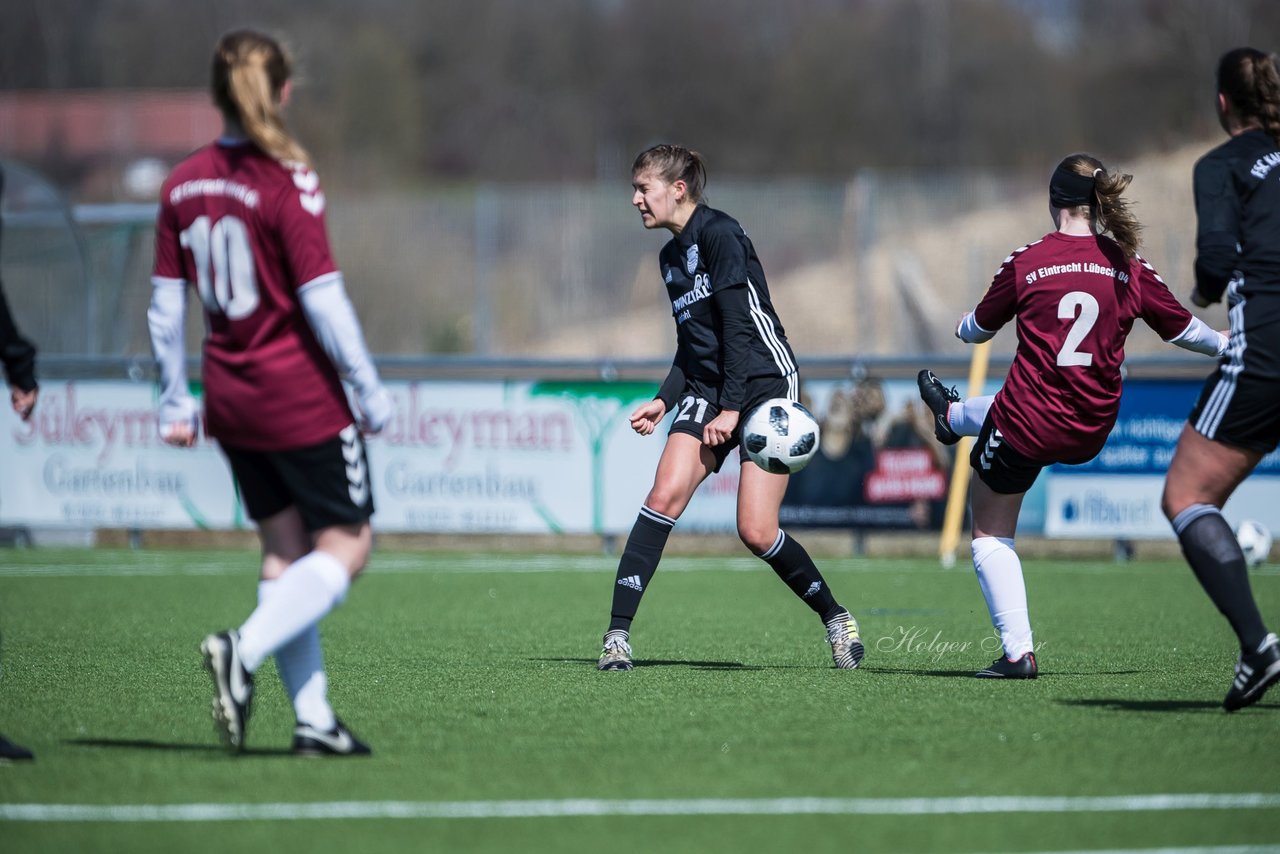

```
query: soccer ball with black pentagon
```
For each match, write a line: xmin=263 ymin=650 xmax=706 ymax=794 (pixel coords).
xmin=742 ymin=398 xmax=820 ymax=474
xmin=1236 ymin=519 xmax=1272 ymax=568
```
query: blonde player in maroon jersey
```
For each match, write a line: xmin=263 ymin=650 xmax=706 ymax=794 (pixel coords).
xmin=918 ymin=154 xmax=1227 ymax=679
xmin=148 ymin=30 xmax=391 ymax=755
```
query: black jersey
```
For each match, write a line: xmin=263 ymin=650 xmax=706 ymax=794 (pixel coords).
xmin=1193 ymin=128 xmax=1280 ymax=313
xmin=654 ymin=204 xmax=797 ymax=412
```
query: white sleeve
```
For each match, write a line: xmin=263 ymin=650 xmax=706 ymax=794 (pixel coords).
xmin=297 ymin=273 xmax=392 ymax=433
xmin=146 ymin=276 xmax=199 ymax=434
xmin=956 ymin=311 xmax=997 ymax=344
xmin=1165 ymin=316 xmax=1228 ymax=357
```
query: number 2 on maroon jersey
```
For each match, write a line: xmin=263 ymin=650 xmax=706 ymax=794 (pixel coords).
xmin=1056 ymin=291 xmax=1099 ymax=367
xmin=180 ymin=215 xmax=261 ymax=319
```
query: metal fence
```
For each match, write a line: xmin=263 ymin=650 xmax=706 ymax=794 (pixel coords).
xmin=1 ymin=153 xmax=1222 ymax=365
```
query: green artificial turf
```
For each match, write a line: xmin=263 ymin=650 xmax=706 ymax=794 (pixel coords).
xmin=0 ymin=548 xmax=1277 ymax=853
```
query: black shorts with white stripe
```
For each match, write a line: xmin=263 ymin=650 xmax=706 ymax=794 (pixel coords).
xmin=1189 ymin=369 xmax=1280 ymax=454
xmin=221 ymin=423 xmax=375 ymax=531
xmin=667 ymin=373 xmax=798 ymax=473
xmin=970 ymin=413 xmax=1046 ymax=495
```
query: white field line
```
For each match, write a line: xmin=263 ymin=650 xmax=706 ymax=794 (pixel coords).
xmin=2 ymin=793 xmax=1280 ymax=823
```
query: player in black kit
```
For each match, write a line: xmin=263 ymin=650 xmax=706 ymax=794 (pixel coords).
xmin=1162 ymin=47 xmax=1280 ymax=711
xmin=597 ymin=144 xmax=864 ymax=672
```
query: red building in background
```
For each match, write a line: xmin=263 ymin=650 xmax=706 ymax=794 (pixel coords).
xmin=0 ymin=91 xmax=219 ymax=200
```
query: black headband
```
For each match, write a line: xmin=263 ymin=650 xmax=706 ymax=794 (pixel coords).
xmin=1049 ymin=165 xmax=1097 ymax=208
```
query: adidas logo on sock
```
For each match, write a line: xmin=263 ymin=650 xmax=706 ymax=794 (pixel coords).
xmin=617 ymin=575 xmax=643 ymax=592
xmin=803 ymin=581 xmax=823 ymax=599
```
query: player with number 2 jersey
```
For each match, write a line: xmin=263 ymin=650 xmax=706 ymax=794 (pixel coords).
xmin=917 ymin=154 xmax=1225 ymax=682
xmin=970 ymin=214 xmax=1199 ymax=465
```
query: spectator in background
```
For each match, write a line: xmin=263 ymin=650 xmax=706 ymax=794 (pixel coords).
xmin=148 ymin=30 xmax=392 ymax=755
xmin=1161 ymin=47 xmax=1280 ymax=712
xmin=0 ymin=163 xmax=37 ymax=762
xmin=919 ymin=153 xmax=1228 ymax=680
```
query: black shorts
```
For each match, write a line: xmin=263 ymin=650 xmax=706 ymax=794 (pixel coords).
xmin=668 ymin=373 xmax=799 ymax=472
xmin=1188 ymin=370 xmax=1280 ymax=454
xmin=221 ymin=424 xmax=374 ymax=531
xmin=970 ymin=413 xmax=1045 ymax=495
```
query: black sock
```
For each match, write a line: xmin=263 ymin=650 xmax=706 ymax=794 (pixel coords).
xmin=1173 ymin=504 xmax=1268 ymax=652
xmin=607 ymin=506 xmax=675 ymax=633
xmin=760 ymin=530 xmax=843 ymax=622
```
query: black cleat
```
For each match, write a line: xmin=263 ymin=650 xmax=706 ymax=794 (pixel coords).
xmin=0 ymin=734 xmax=34 ymax=762
xmin=1224 ymin=633 xmax=1280 ymax=712
xmin=201 ymin=630 xmax=254 ymax=753
xmin=975 ymin=652 xmax=1038 ymax=679
xmin=292 ymin=720 xmax=372 ymax=757
xmin=917 ymin=369 xmax=962 ymax=446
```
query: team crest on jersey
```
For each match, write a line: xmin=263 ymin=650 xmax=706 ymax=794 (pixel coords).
xmin=685 ymin=244 xmax=699 ymax=275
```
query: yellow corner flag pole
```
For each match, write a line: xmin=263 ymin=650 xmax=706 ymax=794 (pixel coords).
xmin=938 ymin=340 xmax=992 ymax=567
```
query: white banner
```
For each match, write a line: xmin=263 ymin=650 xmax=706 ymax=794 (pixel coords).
xmin=0 ymin=380 xmax=741 ymax=534
xmin=1046 ymin=475 xmax=1280 ymax=539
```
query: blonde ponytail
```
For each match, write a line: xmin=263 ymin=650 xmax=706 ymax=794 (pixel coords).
xmin=212 ymin=31 xmax=311 ymax=168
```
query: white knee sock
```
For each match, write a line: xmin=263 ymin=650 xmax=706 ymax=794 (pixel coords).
xmin=258 ymin=580 xmax=336 ymax=731
xmin=238 ymin=551 xmax=350 ymax=673
xmin=948 ymin=395 xmax=995 ymax=437
xmin=971 ymin=535 xmax=1034 ymax=658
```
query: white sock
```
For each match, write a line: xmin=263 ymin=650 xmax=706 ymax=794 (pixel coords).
xmin=971 ymin=536 xmax=1034 ymax=658
xmin=238 ymin=551 xmax=350 ymax=673
xmin=258 ymin=580 xmax=336 ymax=732
xmin=948 ymin=395 xmax=995 ymax=437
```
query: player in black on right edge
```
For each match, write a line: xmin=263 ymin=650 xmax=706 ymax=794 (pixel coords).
xmin=1162 ymin=47 xmax=1280 ymax=711
xmin=597 ymin=144 xmax=863 ymax=672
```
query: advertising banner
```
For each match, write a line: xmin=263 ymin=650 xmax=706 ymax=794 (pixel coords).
xmin=0 ymin=379 xmax=740 ymax=534
xmin=1045 ymin=379 xmax=1280 ymax=538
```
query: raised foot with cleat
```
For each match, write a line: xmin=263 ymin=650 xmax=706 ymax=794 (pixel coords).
xmin=917 ymin=369 xmax=962 ymax=446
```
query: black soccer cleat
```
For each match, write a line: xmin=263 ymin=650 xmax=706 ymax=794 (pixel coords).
xmin=975 ymin=652 xmax=1038 ymax=679
xmin=201 ymin=630 xmax=254 ymax=753
xmin=1224 ymin=633 xmax=1280 ymax=712
xmin=292 ymin=719 xmax=372 ymax=757
xmin=0 ymin=734 xmax=34 ymax=762
xmin=917 ymin=369 xmax=962 ymax=446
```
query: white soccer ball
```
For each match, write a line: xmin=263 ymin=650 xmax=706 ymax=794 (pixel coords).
xmin=742 ymin=398 xmax=820 ymax=474
xmin=1236 ymin=519 xmax=1272 ymax=568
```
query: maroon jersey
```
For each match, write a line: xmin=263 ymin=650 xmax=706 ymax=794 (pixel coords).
xmin=152 ymin=140 xmax=353 ymax=450
xmin=976 ymin=232 xmax=1193 ymax=463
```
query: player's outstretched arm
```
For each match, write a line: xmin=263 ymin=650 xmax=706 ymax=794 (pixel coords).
xmin=1164 ymin=316 xmax=1229 ymax=357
